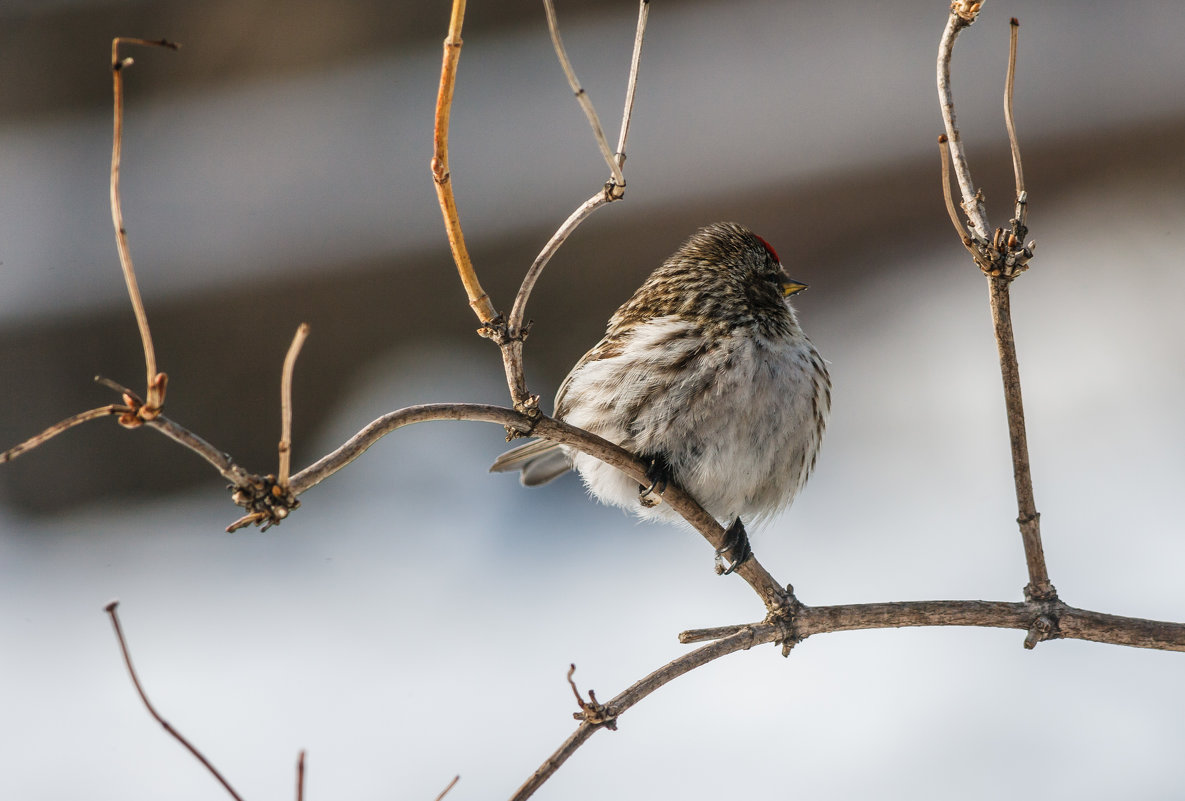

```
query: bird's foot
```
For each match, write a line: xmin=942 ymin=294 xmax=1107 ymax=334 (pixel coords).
xmin=638 ymin=454 xmax=672 ymax=509
xmin=715 ymin=517 xmax=752 ymax=576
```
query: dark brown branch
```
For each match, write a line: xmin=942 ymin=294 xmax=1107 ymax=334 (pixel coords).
xmin=296 ymin=750 xmax=306 ymax=801
xmin=105 ymin=601 xmax=245 ymax=801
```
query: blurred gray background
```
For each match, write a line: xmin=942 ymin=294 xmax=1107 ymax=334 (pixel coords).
xmin=2 ymin=0 xmax=1184 ymax=799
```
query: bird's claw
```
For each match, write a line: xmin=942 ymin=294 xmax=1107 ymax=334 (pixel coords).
xmin=715 ymin=517 xmax=752 ymax=575
xmin=638 ymin=454 xmax=672 ymax=509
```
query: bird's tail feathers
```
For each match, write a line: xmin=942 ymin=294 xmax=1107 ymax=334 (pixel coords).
xmin=489 ymin=439 xmax=571 ymax=486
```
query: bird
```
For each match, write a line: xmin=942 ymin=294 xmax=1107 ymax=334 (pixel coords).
xmin=490 ymin=222 xmax=830 ymax=573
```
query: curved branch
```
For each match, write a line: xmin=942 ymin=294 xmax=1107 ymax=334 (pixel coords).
xmin=936 ymin=8 xmax=989 ymax=239
xmin=286 ymin=404 xmax=790 ymax=612
xmin=431 ymin=0 xmax=497 ymax=324
xmin=507 ymin=191 xmax=610 ymax=337
xmin=110 ymin=38 xmax=178 ymax=412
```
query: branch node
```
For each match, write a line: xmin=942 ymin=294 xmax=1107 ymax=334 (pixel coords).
xmin=1024 ymin=613 xmax=1057 ymax=649
xmin=227 ymin=474 xmax=300 ymax=532
xmin=566 ymin=664 xmax=617 ymax=730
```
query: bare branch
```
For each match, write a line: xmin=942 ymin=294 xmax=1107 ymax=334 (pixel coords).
xmin=142 ymin=414 xmax=253 ymax=485
xmin=278 ymin=323 xmax=311 ymax=488
xmin=296 ymin=750 xmax=306 ymax=801
xmin=285 ymin=403 xmax=791 ymax=612
xmin=507 ymin=191 xmax=610 ymax=338
xmin=937 ymin=134 xmax=972 ymax=244
xmin=542 ymin=0 xmax=626 ymax=188
xmin=431 ymin=0 xmax=497 ymax=324
xmin=936 ymin=8 xmax=989 ymax=239
xmin=1004 ymin=17 xmax=1025 ymax=204
xmin=615 ymin=0 xmax=650 ymax=162
xmin=510 ymin=627 xmax=765 ymax=801
xmin=987 ymin=277 xmax=1051 ymax=599
xmin=110 ymin=38 xmax=178 ymax=415
xmin=0 ymin=405 xmax=127 ymax=463
xmin=513 ymin=596 xmax=1185 ymax=798
xmin=502 ymin=0 xmax=651 ymax=397
xmin=104 ymin=600 xmax=245 ymax=801
xmin=435 ymin=775 xmax=461 ymax=801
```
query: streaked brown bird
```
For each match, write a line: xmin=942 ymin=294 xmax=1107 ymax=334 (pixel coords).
xmin=492 ymin=222 xmax=830 ymax=571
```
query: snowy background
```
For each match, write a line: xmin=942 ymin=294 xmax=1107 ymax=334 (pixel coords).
xmin=2 ymin=1 xmax=1184 ymax=799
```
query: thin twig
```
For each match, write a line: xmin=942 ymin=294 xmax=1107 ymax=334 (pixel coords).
xmin=615 ymin=0 xmax=650 ymax=162
xmin=278 ymin=323 xmax=311 ymax=488
xmin=296 ymin=750 xmax=306 ymax=801
xmin=431 ymin=0 xmax=496 ymax=324
xmin=110 ymin=38 xmax=178 ymax=414
xmin=104 ymin=601 xmax=245 ymax=801
xmin=510 ymin=627 xmax=764 ymax=801
xmin=0 ymin=405 xmax=127 ymax=463
xmin=505 ymin=0 xmax=651 ymax=339
xmin=937 ymin=134 xmax=971 ymax=243
xmin=507 ymin=191 xmax=609 ymax=337
xmin=435 ymin=775 xmax=461 ymax=801
xmin=987 ymin=277 xmax=1051 ymax=599
xmin=143 ymin=414 xmax=253 ymax=485
xmin=542 ymin=0 xmax=626 ymax=188
xmin=1003 ymin=18 xmax=1025 ymax=204
xmin=936 ymin=9 xmax=989 ymax=240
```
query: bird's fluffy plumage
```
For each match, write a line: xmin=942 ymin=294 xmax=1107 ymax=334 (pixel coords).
xmin=491 ymin=221 xmax=830 ymax=527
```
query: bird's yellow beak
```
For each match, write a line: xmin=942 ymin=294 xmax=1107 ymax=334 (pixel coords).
xmin=781 ymin=280 xmax=809 ymax=297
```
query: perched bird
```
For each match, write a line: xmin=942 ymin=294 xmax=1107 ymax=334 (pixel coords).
xmin=491 ymin=222 xmax=830 ymax=572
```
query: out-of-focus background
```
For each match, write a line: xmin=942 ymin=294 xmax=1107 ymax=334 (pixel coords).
xmin=2 ymin=1 xmax=1184 ymax=798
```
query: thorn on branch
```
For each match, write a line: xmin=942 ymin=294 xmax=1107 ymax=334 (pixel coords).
xmin=567 ymin=664 xmax=617 ymax=730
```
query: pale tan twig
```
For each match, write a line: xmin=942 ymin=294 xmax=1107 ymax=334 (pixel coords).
xmin=296 ymin=750 xmax=306 ymax=801
xmin=104 ymin=600 xmax=245 ymax=801
xmin=110 ymin=38 xmax=178 ymax=415
xmin=435 ymin=775 xmax=461 ymax=801
xmin=431 ymin=0 xmax=496 ymax=324
xmin=1004 ymin=17 xmax=1025 ymax=205
xmin=542 ymin=0 xmax=626 ymax=189
xmin=278 ymin=323 xmax=311 ymax=488
xmin=935 ymin=10 xmax=1051 ymax=601
xmin=615 ymin=0 xmax=650 ymax=162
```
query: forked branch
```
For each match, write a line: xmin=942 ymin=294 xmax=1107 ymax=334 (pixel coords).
xmin=936 ymin=5 xmax=1051 ymax=602
xmin=111 ymin=37 xmax=178 ymax=417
